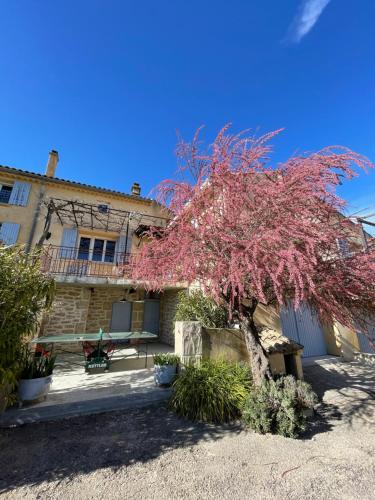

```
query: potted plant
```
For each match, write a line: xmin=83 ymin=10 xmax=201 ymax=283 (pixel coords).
xmin=18 ymin=347 xmax=56 ymax=405
xmin=153 ymin=353 xmax=180 ymax=386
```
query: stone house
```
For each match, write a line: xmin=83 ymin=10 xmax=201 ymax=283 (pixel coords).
xmin=0 ymin=151 xmax=182 ymax=345
xmin=0 ymin=151 xmax=373 ymax=358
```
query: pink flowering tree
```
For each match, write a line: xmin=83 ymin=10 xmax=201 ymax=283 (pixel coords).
xmin=132 ymin=126 xmax=375 ymax=385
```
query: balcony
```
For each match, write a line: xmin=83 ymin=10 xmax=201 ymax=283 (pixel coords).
xmin=41 ymin=245 xmax=135 ymax=282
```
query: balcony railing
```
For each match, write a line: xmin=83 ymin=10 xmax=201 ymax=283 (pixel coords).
xmin=41 ymin=245 xmax=135 ymax=279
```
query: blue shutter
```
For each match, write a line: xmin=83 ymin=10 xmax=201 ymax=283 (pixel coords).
xmin=60 ymin=228 xmax=78 ymax=258
xmin=0 ymin=222 xmax=20 ymax=245
xmin=126 ymin=234 xmax=132 ymax=253
xmin=143 ymin=299 xmax=160 ymax=335
xmin=116 ymin=234 xmax=132 ymax=263
xmin=9 ymin=181 xmax=31 ymax=206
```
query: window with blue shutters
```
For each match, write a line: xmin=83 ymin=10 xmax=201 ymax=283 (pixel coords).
xmin=8 ymin=181 xmax=31 ymax=206
xmin=0 ymin=180 xmax=32 ymax=206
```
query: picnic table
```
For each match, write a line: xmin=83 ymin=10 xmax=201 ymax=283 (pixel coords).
xmin=31 ymin=329 xmax=158 ymax=371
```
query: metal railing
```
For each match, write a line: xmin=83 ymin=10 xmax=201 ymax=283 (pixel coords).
xmin=41 ymin=245 xmax=135 ymax=279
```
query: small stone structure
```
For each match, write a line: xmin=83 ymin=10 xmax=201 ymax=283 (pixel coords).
xmin=175 ymin=321 xmax=304 ymax=379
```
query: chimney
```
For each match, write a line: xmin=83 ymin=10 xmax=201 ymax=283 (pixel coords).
xmin=131 ymin=182 xmax=141 ymax=196
xmin=45 ymin=150 xmax=59 ymax=177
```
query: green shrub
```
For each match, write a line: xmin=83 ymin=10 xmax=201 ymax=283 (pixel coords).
xmin=153 ymin=353 xmax=180 ymax=366
xmin=242 ymin=376 xmax=318 ymax=438
xmin=174 ymin=290 xmax=228 ymax=328
xmin=169 ymin=359 xmax=252 ymax=423
xmin=0 ymin=246 xmax=55 ymax=404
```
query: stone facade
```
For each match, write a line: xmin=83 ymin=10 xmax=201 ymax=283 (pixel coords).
xmin=42 ymin=285 xmax=91 ymax=335
xmin=41 ymin=284 xmax=180 ymax=344
xmin=159 ymin=289 xmax=180 ymax=346
xmin=85 ymin=287 xmax=145 ymax=332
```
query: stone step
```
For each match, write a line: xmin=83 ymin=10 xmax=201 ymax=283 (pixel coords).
xmin=0 ymin=387 xmax=171 ymax=428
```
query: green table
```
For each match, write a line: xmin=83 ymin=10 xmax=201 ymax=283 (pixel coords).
xmin=31 ymin=329 xmax=158 ymax=371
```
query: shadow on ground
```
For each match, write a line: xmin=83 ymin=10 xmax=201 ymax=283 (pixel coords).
xmin=0 ymin=405 xmax=241 ymax=493
xmin=303 ymin=361 xmax=375 ymax=436
xmin=1 ymin=360 xmax=373 ymax=493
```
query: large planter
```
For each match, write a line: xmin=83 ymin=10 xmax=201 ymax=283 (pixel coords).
xmin=154 ymin=364 xmax=177 ymax=386
xmin=18 ymin=375 xmax=52 ymax=404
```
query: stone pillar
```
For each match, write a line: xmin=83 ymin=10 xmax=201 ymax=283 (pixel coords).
xmin=159 ymin=290 xmax=180 ymax=345
xmin=130 ymin=289 xmax=145 ymax=331
xmin=174 ymin=321 xmax=203 ymax=364
xmin=294 ymin=352 xmax=304 ymax=380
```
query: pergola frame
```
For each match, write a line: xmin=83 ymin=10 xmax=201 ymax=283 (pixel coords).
xmin=38 ymin=198 xmax=170 ymax=245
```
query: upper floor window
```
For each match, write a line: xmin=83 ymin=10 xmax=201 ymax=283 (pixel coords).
xmin=0 ymin=184 xmax=13 ymax=204
xmin=77 ymin=236 xmax=116 ymax=263
xmin=0 ymin=181 xmax=31 ymax=206
xmin=98 ymin=204 xmax=109 ymax=214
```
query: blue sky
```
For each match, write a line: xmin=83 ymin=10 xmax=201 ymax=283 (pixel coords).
xmin=1 ymin=1 xmax=375 ymax=224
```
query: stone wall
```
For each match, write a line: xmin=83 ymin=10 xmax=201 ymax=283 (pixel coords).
xmin=159 ymin=290 xmax=180 ymax=346
xmin=85 ymin=287 xmax=145 ymax=332
xmin=174 ymin=322 xmax=304 ymax=379
xmin=41 ymin=284 xmax=180 ymax=344
xmin=85 ymin=287 xmax=123 ymax=332
xmin=333 ymin=322 xmax=361 ymax=360
xmin=41 ymin=285 xmax=91 ymax=335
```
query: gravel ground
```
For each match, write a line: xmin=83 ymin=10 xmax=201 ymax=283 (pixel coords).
xmin=1 ymin=361 xmax=374 ymax=500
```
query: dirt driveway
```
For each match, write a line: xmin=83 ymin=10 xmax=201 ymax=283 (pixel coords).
xmin=0 ymin=360 xmax=374 ymax=500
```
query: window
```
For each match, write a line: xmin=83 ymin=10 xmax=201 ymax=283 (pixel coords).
xmin=104 ymin=240 xmax=116 ymax=262
xmin=98 ymin=204 xmax=109 ymax=214
xmin=78 ymin=237 xmax=91 ymax=260
xmin=0 ymin=185 xmax=13 ymax=204
xmin=77 ymin=236 xmax=116 ymax=263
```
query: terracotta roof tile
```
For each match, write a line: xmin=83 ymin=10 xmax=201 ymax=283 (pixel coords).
xmin=0 ymin=164 xmax=154 ymax=203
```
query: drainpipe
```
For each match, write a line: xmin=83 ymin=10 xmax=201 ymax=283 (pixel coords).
xmin=26 ymin=181 xmax=46 ymax=253
xmin=26 ymin=150 xmax=59 ymax=252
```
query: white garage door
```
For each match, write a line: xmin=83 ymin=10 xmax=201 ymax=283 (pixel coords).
xmin=280 ymin=302 xmax=327 ymax=357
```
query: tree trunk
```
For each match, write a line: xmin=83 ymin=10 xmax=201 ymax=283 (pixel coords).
xmin=239 ymin=315 xmax=272 ymax=387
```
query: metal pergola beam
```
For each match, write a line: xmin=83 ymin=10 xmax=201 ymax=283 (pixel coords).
xmin=43 ymin=198 xmax=170 ymax=234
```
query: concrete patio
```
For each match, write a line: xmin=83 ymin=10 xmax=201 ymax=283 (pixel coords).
xmin=0 ymin=342 xmax=174 ymax=427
